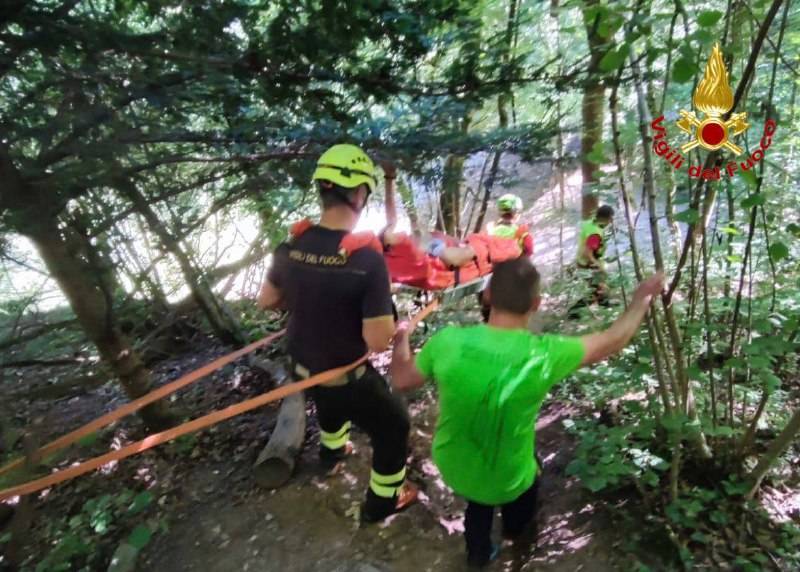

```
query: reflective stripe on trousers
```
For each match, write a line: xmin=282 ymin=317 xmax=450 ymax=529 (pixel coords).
xmin=369 ymin=466 xmax=406 ymax=498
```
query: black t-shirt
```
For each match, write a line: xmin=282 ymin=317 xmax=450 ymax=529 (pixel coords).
xmin=268 ymin=226 xmax=393 ymax=373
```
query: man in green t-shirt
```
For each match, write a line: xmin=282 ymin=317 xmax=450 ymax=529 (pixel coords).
xmin=574 ymin=205 xmax=615 ymax=312
xmin=391 ymin=257 xmax=662 ymax=567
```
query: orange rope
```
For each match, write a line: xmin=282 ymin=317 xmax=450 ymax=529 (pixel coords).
xmin=0 ymin=330 xmax=286 ymax=478
xmin=0 ymin=300 xmax=438 ymax=501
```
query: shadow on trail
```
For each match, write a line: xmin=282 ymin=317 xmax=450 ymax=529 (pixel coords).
xmin=143 ymin=394 xmax=623 ymax=571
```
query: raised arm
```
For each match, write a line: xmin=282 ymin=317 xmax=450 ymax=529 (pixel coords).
xmin=580 ymin=273 xmax=664 ymax=366
xmin=383 ymin=163 xmax=398 ymax=230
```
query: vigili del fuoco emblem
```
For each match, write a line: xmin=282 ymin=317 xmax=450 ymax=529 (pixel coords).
xmin=675 ymin=42 xmax=749 ymax=155
xmin=650 ymin=42 xmax=776 ymax=181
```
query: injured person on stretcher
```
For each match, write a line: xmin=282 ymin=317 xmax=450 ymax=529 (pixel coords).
xmin=382 ymin=227 xmax=476 ymax=268
xmin=378 ymin=163 xmax=529 ymax=290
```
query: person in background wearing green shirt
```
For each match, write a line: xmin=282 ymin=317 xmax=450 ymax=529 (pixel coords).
xmin=573 ymin=205 xmax=615 ymax=313
xmin=390 ymin=257 xmax=663 ymax=567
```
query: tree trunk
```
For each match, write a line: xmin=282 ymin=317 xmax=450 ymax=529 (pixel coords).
xmin=116 ymin=177 xmax=245 ymax=345
xmin=25 ymin=220 xmax=172 ymax=429
xmin=439 ymin=154 xmax=465 ymax=236
xmin=0 ymin=143 xmax=172 ymax=428
xmin=747 ymin=408 xmax=800 ymax=498
xmin=580 ymin=83 xmax=603 ymax=219
xmin=397 ymin=178 xmax=421 ymax=238
xmin=631 ymin=55 xmax=711 ymax=459
xmin=579 ymin=0 xmax=608 ymax=219
xmin=251 ymin=358 xmax=306 ymax=489
xmin=473 ymin=0 xmax=517 ymax=233
xmin=473 ymin=150 xmax=503 ymax=233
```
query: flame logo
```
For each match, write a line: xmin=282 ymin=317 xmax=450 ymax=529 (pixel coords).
xmin=676 ymin=42 xmax=748 ymax=155
xmin=693 ymin=43 xmax=733 ymax=117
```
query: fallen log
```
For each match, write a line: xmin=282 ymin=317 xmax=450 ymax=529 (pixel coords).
xmin=249 ymin=356 xmax=306 ymax=489
xmin=0 ymin=357 xmax=84 ymax=368
xmin=0 ymin=319 xmax=77 ymax=352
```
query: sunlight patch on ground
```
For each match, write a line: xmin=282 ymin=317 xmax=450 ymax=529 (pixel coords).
xmin=229 ymin=370 xmax=245 ymax=390
xmin=311 ymin=479 xmax=330 ymax=491
xmin=436 ymin=514 xmax=465 ymax=535
xmin=762 ymin=485 xmax=800 ymax=523
xmin=566 ymin=532 xmax=594 ymax=551
xmin=340 ymin=471 xmax=358 ymax=487
xmin=100 ymin=460 xmax=119 ymax=475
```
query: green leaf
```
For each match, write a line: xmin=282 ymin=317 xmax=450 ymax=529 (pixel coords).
xmin=674 ymin=208 xmax=699 ymax=224
xmin=128 ymin=491 xmax=153 ymax=515
xmin=787 ymin=223 xmax=800 ymax=237
xmin=759 ymin=371 xmax=782 ymax=393
xmin=565 ymin=458 xmax=587 ymax=476
xmin=76 ymin=432 xmax=99 ymax=447
xmin=583 ymin=475 xmax=608 ymax=492
xmin=768 ymin=242 xmax=789 ymax=261
xmin=740 ymin=169 xmax=758 ymax=189
xmin=92 ymin=514 xmax=111 ymax=535
xmin=599 ymin=43 xmax=630 ymax=72
xmin=740 ymin=193 xmax=765 ymax=208
xmin=697 ymin=11 xmax=723 ymax=27
xmin=691 ymin=531 xmax=709 ymax=543
xmin=586 ymin=141 xmax=606 ymax=164
xmin=722 ymin=478 xmax=750 ymax=496
xmin=710 ymin=426 xmax=734 ymax=437
xmin=672 ymin=57 xmax=697 ymax=83
xmin=128 ymin=525 xmax=152 ymax=550
xmin=692 ymin=29 xmax=716 ymax=45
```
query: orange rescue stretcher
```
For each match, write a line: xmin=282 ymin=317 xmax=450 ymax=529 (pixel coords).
xmin=383 ymin=231 xmax=523 ymax=290
xmin=290 ymin=220 xmax=525 ymax=298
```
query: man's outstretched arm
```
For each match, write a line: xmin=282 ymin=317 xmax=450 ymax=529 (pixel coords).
xmin=580 ymin=272 xmax=664 ymax=367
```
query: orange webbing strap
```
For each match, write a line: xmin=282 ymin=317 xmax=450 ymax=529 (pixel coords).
xmin=0 ymin=330 xmax=286 ymax=478
xmin=0 ymin=300 xmax=438 ymax=501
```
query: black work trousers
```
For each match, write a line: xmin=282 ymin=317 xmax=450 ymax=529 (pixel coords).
xmin=307 ymin=364 xmax=410 ymax=518
xmin=464 ymin=479 xmax=540 ymax=566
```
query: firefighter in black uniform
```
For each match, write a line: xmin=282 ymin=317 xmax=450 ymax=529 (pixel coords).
xmin=258 ymin=144 xmax=417 ymax=522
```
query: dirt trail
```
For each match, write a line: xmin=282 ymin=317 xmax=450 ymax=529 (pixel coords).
xmin=143 ymin=390 xmax=624 ymax=571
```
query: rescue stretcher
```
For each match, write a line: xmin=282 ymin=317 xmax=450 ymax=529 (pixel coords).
xmin=383 ymin=231 xmax=520 ymax=291
xmin=384 ymin=230 xmax=526 ymax=317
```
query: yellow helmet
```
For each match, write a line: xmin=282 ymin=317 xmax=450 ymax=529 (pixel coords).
xmin=497 ymin=193 xmax=523 ymax=214
xmin=312 ymin=144 xmax=377 ymax=193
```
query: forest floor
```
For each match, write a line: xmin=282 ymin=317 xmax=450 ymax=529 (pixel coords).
xmin=1 ymin=333 xmax=635 ymax=572
xmin=0 ymin=253 xmax=670 ymax=572
xmin=142 ymin=391 xmax=627 ymax=572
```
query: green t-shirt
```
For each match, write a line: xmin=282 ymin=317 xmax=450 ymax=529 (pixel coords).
xmin=415 ymin=325 xmax=585 ymax=505
xmin=488 ymin=221 xmax=519 ymax=239
xmin=577 ymin=219 xmax=606 ymax=266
